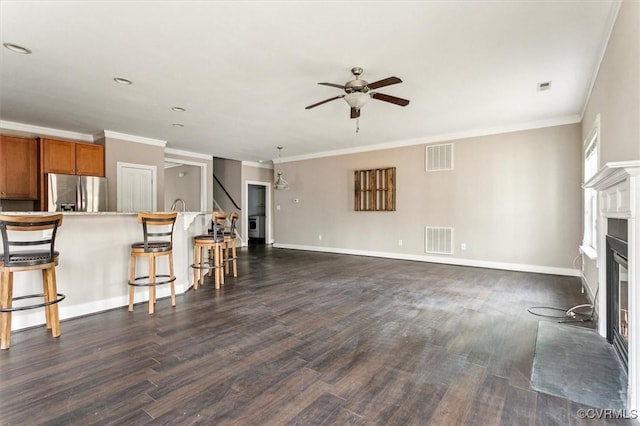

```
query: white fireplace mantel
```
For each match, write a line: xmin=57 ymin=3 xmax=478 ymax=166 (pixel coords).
xmin=585 ymin=160 xmax=640 ymax=410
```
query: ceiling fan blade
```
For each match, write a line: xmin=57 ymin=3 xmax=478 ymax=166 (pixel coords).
xmin=367 ymin=76 xmax=402 ymax=90
xmin=318 ymin=82 xmax=346 ymax=89
xmin=350 ymin=107 xmax=360 ymax=119
xmin=305 ymin=95 xmax=344 ymax=109
xmin=371 ymin=92 xmax=410 ymax=106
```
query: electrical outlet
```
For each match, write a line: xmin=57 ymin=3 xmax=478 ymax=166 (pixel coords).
xmin=398 ymin=239 xmax=403 ymax=246
xmin=461 ymin=243 xmax=467 ymax=251
xmin=318 ymin=234 xmax=322 ymax=241
xmin=276 ymin=205 xmax=281 ymax=210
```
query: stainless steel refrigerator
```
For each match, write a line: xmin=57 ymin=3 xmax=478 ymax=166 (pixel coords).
xmin=47 ymin=173 xmax=108 ymax=212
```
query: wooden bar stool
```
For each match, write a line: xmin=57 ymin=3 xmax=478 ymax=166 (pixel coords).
xmin=128 ymin=212 xmax=177 ymax=314
xmin=223 ymin=212 xmax=239 ymax=278
xmin=191 ymin=212 xmax=225 ymax=289
xmin=0 ymin=214 xmax=65 ymax=349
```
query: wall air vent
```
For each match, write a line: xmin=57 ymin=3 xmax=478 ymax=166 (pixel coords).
xmin=426 ymin=143 xmax=453 ymax=171
xmin=425 ymin=226 xmax=454 ymax=255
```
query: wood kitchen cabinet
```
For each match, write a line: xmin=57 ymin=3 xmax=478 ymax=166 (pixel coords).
xmin=0 ymin=135 xmax=38 ymax=200
xmin=40 ymin=138 xmax=105 ymax=176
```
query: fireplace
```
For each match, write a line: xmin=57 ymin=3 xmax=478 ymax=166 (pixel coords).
xmin=606 ymin=219 xmax=629 ymax=370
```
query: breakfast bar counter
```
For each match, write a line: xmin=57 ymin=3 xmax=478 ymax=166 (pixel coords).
xmin=7 ymin=211 xmax=209 ymax=331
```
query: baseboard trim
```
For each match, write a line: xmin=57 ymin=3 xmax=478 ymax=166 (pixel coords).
xmin=11 ymin=280 xmax=191 ymax=331
xmin=272 ymin=243 xmax=581 ymax=277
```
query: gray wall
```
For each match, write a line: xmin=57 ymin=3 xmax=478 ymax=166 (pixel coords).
xmin=164 ymin=151 xmax=214 ymax=212
xmin=164 ymin=165 xmax=202 ymax=212
xmin=581 ymin=0 xmax=640 ymax=297
xmin=274 ymin=123 xmax=582 ymax=272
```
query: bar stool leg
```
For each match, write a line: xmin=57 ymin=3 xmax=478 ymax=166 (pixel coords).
xmin=231 ymin=242 xmax=237 ymax=278
xmin=224 ymin=245 xmax=230 ymax=275
xmin=128 ymin=254 xmax=136 ymax=311
xmin=169 ymin=251 xmax=176 ymax=307
xmin=213 ymin=244 xmax=220 ymax=289
xmin=148 ymin=255 xmax=156 ymax=315
xmin=218 ymin=244 xmax=224 ymax=287
xmin=193 ymin=243 xmax=200 ymax=290
xmin=42 ymin=268 xmax=52 ymax=329
xmin=46 ymin=266 xmax=61 ymax=338
xmin=1 ymin=270 xmax=13 ymax=349
xmin=208 ymin=247 xmax=214 ymax=278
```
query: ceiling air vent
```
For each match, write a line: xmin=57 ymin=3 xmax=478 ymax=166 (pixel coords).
xmin=426 ymin=143 xmax=453 ymax=171
xmin=537 ymin=81 xmax=552 ymax=91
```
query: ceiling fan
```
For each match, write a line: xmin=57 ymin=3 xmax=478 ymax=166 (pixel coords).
xmin=305 ymin=67 xmax=410 ymax=119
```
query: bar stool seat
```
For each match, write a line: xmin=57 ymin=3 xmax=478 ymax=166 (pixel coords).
xmin=191 ymin=212 xmax=226 ymax=290
xmin=128 ymin=212 xmax=177 ymax=314
xmin=0 ymin=214 xmax=65 ymax=350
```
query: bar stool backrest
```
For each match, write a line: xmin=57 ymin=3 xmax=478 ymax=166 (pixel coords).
xmin=211 ymin=212 xmax=226 ymax=239
xmin=137 ymin=212 xmax=177 ymax=252
xmin=228 ymin=212 xmax=238 ymax=234
xmin=0 ymin=214 xmax=63 ymax=267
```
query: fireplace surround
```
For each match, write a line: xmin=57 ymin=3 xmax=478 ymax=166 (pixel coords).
xmin=585 ymin=161 xmax=640 ymax=410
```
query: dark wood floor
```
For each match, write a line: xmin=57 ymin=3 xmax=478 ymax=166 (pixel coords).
xmin=0 ymin=246 xmax=631 ymax=425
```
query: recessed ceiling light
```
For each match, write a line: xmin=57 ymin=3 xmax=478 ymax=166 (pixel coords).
xmin=171 ymin=106 xmax=186 ymax=112
xmin=172 ymin=123 xmax=184 ymax=128
xmin=113 ymin=77 xmax=133 ymax=85
xmin=3 ymin=43 xmax=32 ymax=54
xmin=537 ymin=81 xmax=552 ymax=91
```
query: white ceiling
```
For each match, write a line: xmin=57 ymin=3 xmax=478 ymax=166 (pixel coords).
xmin=0 ymin=1 xmax=619 ymax=162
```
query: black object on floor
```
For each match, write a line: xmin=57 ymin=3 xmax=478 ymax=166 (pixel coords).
xmin=531 ymin=321 xmax=627 ymax=409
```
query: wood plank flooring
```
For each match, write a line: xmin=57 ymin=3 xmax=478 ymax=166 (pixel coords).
xmin=0 ymin=246 xmax=632 ymax=425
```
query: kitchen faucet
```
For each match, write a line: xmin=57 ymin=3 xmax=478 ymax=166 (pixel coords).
xmin=170 ymin=198 xmax=187 ymax=212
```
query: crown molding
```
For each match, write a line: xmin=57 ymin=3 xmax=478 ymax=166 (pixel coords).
xmin=165 ymin=147 xmax=212 ymax=160
xmin=0 ymin=120 xmax=94 ymax=142
xmin=277 ymin=115 xmax=581 ymax=163
xmin=242 ymin=160 xmax=274 ymax=170
xmin=101 ymin=130 xmax=166 ymax=146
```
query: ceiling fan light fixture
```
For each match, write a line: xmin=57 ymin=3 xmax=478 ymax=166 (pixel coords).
xmin=344 ymin=92 xmax=370 ymax=109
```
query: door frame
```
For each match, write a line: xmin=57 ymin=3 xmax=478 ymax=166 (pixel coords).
xmin=164 ymin=157 xmax=208 ymax=211
xmin=117 ymin=161 xmax=157 ymax=211
xmin=243 ymin=180 xmax=272 ymax=245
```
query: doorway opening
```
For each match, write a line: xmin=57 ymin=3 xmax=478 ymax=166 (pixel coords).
xmin=164 ymin=158 xmax=208 ymax=211
xmin=244 ymin=181 xmax=271 ymax=246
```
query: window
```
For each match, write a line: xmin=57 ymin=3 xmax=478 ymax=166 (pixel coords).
xmin=583 ymin=115 xmax=600 ymax=251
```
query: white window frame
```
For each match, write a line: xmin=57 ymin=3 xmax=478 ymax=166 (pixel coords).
xmin=582 ymin=115 xmax=600 ymax=256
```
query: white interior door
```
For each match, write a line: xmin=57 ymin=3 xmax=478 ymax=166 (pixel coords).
xmin=117 ymin=162 xmax=157 ymax=212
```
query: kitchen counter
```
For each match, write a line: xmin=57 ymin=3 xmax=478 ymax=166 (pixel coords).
xmin=6 ymin=211 xmax=209 ymax=331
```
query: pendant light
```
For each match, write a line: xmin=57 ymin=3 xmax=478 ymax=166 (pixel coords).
xmin=274 ymin=146 xmax=289 ymax=190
